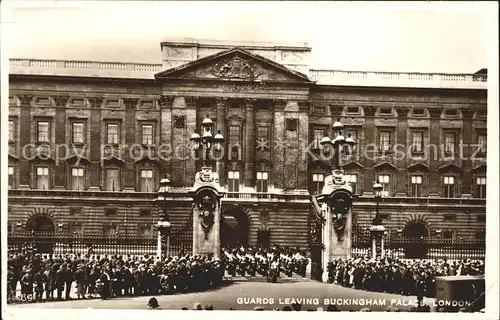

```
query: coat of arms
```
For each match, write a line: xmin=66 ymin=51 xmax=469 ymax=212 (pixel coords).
xmin=212 ymin=56 xmax=261 ymax=79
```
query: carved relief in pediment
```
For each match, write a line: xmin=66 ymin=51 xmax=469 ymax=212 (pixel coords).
xmin=212 ymin=56 xmax=261 ymax=79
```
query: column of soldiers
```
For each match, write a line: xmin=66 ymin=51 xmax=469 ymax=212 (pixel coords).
xmin=221 ymin=245 xmax=308 ymax=280
xmin=7 ymin=249 xmax=225 ymax=303
xmin=7 ymin=245 xmax=308 ymax=303
xmin=327 ymin=257 xmax=485 ymax=298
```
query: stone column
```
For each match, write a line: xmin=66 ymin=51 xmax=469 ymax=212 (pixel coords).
xmin=371 ymin=237 xmax=377 ymax=259
xmin=244 ymin=99 xmax=256 ymax=189
xmin=461 ymin=108 xmax=475 ymax=197
xmin=53 ymin=95 xmax=69 ymax=189
xmin=123 ymin=98 xmax=138 ymax=191
xmin=273 ymin=99 xmax=286 ymax=190
xmin=159 ymin=96 xmax=174 ymax=181
xmin=362 ymin=106 xmax=377 ymax=195
xmin=18 ymin=95 xmax=32 ymax=189
xmin=215 ymin=98 xmax=227 ymax=187
xmin=89 ymin=97 xmax=104 ymax=191
xmin=395 ymin=107 xmax=410 ymax=196
xmin=428 ymin=108 xmax=443 ymax=196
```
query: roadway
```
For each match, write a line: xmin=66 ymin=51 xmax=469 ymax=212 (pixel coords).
xmin=8 ymin=277 xmax=436 ymax=311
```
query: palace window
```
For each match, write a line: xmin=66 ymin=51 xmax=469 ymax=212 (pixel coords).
xmin=141 ymin=124 xmax=154 ymax=145
xmin=312 ymin=128 xmax=325 ymax=150
xmin=107 ymin=123 xmax=120 ymax=144
xmin=72 ymin=122 xmax=84 ymax=144
xmin=478 ymin=134 xmax=487 ymax=154
xmin=228 ymin=170 xmax=240 ymax=192
xmin=228 ymin=126 xmax=241 ymax=160
xmin=256 ymin=171 xmax=269 ymax=193
xmin=444 ymin=132 xmax=456 ymax=156
xmin=442 ymin=230 xmax=454 ymax=239
xmin=104 ymin=209 xmax=117 ymax=216
xmin=411 ymin=175 xmax=423 ymax=197
xmin=378 ymin=174 xmax=390 ymax=197
xmin=105 ymin=168 xmax=121 ymax=191
xmin=9 ymin=120 xmax=15 ymax=141
xmin=476 ymin=215 xmax=486 ymax=223
xmin=37 ymin=121 xmax=50 ymax=143
xmin=411 ymin=131 xmax=424 ymax=153
xmin=475 ymin=230 xmax=486 ymax=240
xmin=443 ymin=175 xmax=456 ymax=198
xmin=140 ymin=169 xmax=154 ymax=192
xmin=345 ymin=129 xmax=358 ymax=155
xmin=257 ymin=126 xmax=270 ymax=150
xmin=345 ymin=174 xmax=357 ymax=194
xmin=8 ymin=166 xmax=14 ymax=188
xmin=139 ymin=224 xmax=152 ymax=236
xmin=103 ymin=224 xmax=117 ymax=235
xmin=311 ymin=173 xmax=324 ymax=195
xmin=71 ymin=167 xmax=85 ymax=191
xmin=476 ymin=176 xmax=486 ymax=198
xmin=443 ymin=214 xmax=456 ymax=222
xmin=36 ymin=166 xmax=50 ymax=190
xmin=379 ymin=131 xmax=392 ymax=152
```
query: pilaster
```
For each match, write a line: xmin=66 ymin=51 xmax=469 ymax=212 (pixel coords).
xmin=395 ymin=106 xmax=410 ymax=196
xmin=184 ymin=97 xmax=198 ymax=187
xmin=89 ymin=97 xmax=103 ymax=191
xmin=272 ymin=99 xmax=286 ymax=190
xmin=215 ymin=98 xmax=227 ymax=187
xmin=123 ymin=98 xmax=138 ymax=191
xmin=461 ymin=108 xmax=475 ymax=197
xmin=53 ymin=95 xmax=69 ymax=189
xmin=428 ymin=107 xmax=443 ymax=196
xmin=159 ymin=95 xmax=174 ymax=180
xmin=18 ymin=95 xmax=32 ymax=189
xmin=297 ymin=101 xmax=310 ymax=190
xmin=244 ymin=99 xmax=256 ymax=189
xmin=362 ymin=106 xmax=377 ymax=195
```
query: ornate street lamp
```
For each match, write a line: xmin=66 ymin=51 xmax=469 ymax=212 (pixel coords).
xmin=372 ymin=181 xmax=383 ymax=225
xmin=156 ymin=177 xmax=171 ymax=259
xmin=370 ymin=181 xmax=386 ymax=259
xmin=320 ymin=119 xmax=356 ymax=169
xmin=189 ymin=115 xmax=225 ymax=168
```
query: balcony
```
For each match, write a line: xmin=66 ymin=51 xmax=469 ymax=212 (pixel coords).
xmin=9 ymin=58 xmax=487 ymax=90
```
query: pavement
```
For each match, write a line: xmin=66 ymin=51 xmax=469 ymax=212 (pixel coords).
xmin=8 ymin=277 xmax=436 ymax=311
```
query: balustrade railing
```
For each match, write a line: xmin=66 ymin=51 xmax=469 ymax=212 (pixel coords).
xmin=9 ymin=58 xmax=487 ymax=89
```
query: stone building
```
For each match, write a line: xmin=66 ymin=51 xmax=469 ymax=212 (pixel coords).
xmin=7 ymin=39 xmax=487 ymax=250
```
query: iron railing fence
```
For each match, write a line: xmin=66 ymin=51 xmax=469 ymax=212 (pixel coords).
xmin=351 ymin=231 xmax=485 ymax=260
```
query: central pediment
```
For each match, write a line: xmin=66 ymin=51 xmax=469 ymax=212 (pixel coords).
xmin=155 ymin=48 xmax=312 ymax=83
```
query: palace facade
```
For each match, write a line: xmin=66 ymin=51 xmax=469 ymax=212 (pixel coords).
xmin=7 ymin=39 xmax=487 ymax=250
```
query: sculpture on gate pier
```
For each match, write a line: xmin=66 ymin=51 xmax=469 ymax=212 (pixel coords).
xmin=188 ymin=166 xmax=225 ymax=258
xmin=319 ymin=168 xmax=353 ymax=242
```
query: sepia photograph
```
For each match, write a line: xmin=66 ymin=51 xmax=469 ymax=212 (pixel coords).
xmin=1 ymin=1 xmax=498 ymax=318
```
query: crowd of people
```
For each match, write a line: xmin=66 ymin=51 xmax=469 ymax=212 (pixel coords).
xmin=7 ymin=244 xmax=308 ymax=303
xmin=327 ymin=257 xmax=485 ymax=299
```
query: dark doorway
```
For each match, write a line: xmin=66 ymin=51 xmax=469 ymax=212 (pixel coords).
xmin=221 ymin=209 xmax=249 ymax=250
xmin=402 ymin=222 xmax=429 ymax=258
xmin=26 ymin=214 xmax=56 ymax=253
